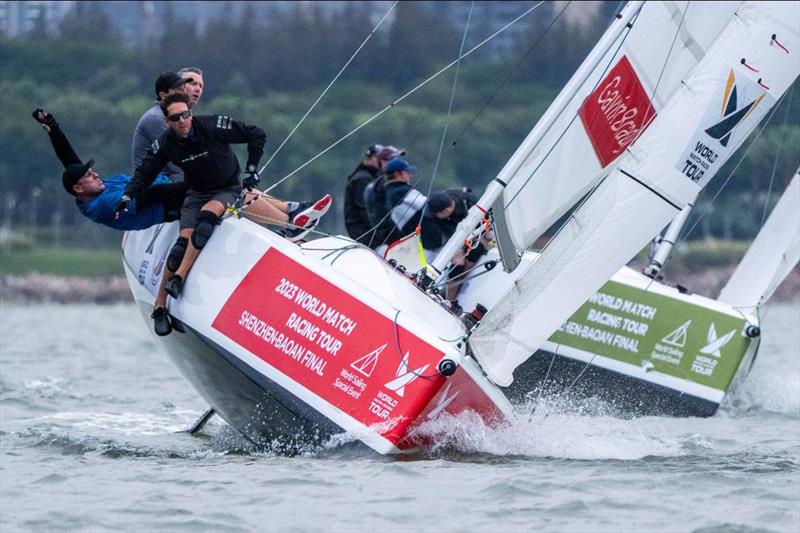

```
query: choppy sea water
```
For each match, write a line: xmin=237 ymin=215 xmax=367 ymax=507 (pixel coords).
xmin=1 ymin=302 xmax=798 ymax=532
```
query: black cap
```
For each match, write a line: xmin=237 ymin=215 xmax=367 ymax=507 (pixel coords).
xmin=155 ymin=72 xmax=191 ymax=99
xmin=427 ymin=190 xmax=453 ymax=214
xmin=365 ymin=144 xmax=383 ymax=157
xmin=62 ymin=160 xmax=94 ymax=195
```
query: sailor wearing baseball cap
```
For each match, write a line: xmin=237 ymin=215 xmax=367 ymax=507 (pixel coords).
xmin=132 ymin=72 xmax=194 ymax=179
xmin=364 ymin=157 xmax=426 ymax=250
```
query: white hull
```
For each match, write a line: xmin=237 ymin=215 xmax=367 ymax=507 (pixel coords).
xmin=122 ymin=220 xmax=512 ymax=453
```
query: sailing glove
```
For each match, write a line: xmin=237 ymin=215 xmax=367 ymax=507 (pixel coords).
xmin=32 ymin=108 xmax=58 ymax=132
xmin=243 ymin=165 xmax=260 ymax=191
xmin=114 ymin=195 xmax=132 ymax=218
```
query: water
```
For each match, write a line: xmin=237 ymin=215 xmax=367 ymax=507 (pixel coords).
xmin=1 ymin=302 xmax=798 ymax=532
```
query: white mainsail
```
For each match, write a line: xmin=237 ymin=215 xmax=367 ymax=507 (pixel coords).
xmin=718 ymin=170 xmax=800 ymax=309
xmin=471 ymin=1 xmax=800 ymax=386
xmin=501 ymin=1 xmax=743 ymax=253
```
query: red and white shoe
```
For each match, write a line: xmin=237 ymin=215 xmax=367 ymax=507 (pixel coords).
xmin=291 ymin=194 xmax=332 ymax=229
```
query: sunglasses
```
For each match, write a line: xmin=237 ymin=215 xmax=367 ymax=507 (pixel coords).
xmin=167 ymin=110 xmax=192 ymax=122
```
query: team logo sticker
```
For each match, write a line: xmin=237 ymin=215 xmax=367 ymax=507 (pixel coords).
xmin=676 ymin=68 xmax=772 ymax=185
xmin=579 ymin=55 xmax=656 ymax=167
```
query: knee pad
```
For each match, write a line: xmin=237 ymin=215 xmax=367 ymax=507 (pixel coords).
xmin=191 ymin=210 xmax=219 ymax=249
xmin=167 ymin=237 xmax=188 ymax=272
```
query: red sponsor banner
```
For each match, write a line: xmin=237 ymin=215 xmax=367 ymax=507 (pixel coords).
xmin=212 ymin=247 xmax=451 ymax=445
xmin=580 ymin=55 xmax=656 ymax=167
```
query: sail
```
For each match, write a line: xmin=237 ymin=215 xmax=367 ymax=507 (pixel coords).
xmin=471 ymin=1 xmax=800 ymax=386
xmin=718 ymin=170 xmax=800 ymax=308
xmin=501 ymin=1 xmax=744 ymax=252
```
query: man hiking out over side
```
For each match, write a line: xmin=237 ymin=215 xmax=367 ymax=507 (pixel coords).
xmin=118 ymin=92 xmax=332 ymax=336
xmin=33 ymin=108 xmax=186 ymax=230
xmin=34 ymin=107 xmax=329 ymax=239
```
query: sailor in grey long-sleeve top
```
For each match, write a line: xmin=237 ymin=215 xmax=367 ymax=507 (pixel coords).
xmin=131 ymin=102 xmax=184 ymax=182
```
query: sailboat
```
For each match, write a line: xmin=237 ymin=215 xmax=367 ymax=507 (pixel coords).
xmin=122 ymin=1 xmax=799 ymax=452
xmin=458 ymin=169 xmax=798 ymax=416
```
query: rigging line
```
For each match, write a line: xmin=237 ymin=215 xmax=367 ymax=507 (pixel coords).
xmin=261 ymin=0 xmax=548 ymax=196
xmin=503 ymin=7 xmax=641 ymax=210
xmin=450 ymin=1 xmax=573 ymax=147
xmin=259 ymin=0 xmax=399 ymax=175
xmin=391 ymin=309 xmax=440 ymax=380
xmin=417 ymin=0 xmax=475 ymax=229
xmin=680 ymin=87 xmax=791 ymax=243
xmin=760 ymin=85 xmax=795 ymax=226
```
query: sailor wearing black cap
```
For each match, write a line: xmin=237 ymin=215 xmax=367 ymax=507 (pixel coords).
xmin=344 ymin=144 xmax=383 ymax=243
xmin=131 ymin=71 xmax=193 ymax=181
xmin=32 ymin=108 xmax=185 ymax=231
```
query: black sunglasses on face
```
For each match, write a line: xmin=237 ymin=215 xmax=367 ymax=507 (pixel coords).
xmin=167 ymin=110 xmax=192 ymax=122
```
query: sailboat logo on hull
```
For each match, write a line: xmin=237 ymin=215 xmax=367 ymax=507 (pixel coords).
xmin=384 ymin=353 xmax=430 ymax=397
xmin=699 ymin=323 xmax=736 ymax=358
xmin=662 ymin=320 xmax=691 ymax=347
xmin=350 ymin=344 xmax=386 ymax=378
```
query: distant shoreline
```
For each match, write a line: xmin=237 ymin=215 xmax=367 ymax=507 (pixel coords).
xmin=2 ymin=268 xmax=797 ymax=304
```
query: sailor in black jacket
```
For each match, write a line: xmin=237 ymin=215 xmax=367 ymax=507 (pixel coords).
xmin=117 ymin=91 xmax=266 ymax=335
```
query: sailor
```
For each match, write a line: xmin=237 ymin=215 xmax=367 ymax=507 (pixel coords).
xmin=33 ymin=108 xmax=186 ymax=230
xmin=364 ymin=157 xmax=427 ymax=251
xmin=131 ymin=71 xmax=192 ymax=181
xmin=344 ymin=144 xmax=405 ymax=244
xmin=344 ymin=144 xmax=383 ymax=243
xmin=421 ymin=188 xmax=489 ymax=300
xmin=34 ymin=107 xmax=327 ymax=239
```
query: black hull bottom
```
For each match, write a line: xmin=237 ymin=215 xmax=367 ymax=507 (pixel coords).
xmin=156 ymin=311 xmax=349 ymax=451
xmin=505 ymin=350 xmax=720 ymax=418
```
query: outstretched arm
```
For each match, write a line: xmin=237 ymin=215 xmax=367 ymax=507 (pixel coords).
xmin=32 ymin=109 xmax=82 ymax=168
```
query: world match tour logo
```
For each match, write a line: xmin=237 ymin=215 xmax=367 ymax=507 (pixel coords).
xmin=704 ymin=70 xmax=765 ymax=147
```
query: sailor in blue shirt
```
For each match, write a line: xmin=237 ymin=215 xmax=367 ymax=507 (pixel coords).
xmin=34 ymin=109 xmax=185 ymax=231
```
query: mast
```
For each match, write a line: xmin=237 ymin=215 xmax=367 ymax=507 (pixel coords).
xmin=643 ymin=203 xmax=693 ymax=279
xmin=429 ymin=1 xmax=645 ymax=277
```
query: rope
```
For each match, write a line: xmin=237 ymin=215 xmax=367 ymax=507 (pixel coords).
xmin=451 ymin=1 xmax=573 ymax=147
xmin=504 ymin=7 xmax=641 ymax=209
xmin=261 ymin=0 xmax=548 ymax=196
xmin=760 ymin=85 xmax=795 ymax=226
xmin=259 ymin=1 xmax=399 ymax=175
xmin=417 ymin=0 xmax=475 ymax=229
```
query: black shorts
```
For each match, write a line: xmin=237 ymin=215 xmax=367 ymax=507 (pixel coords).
xmin=179 ymin=184 xmax=242 ymax=229
xmin=139 ymin=182 xmax=188 ymax=222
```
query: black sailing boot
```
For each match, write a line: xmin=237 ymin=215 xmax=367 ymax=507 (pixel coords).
xmin=151 ymin=307 xmax=172 ymax=336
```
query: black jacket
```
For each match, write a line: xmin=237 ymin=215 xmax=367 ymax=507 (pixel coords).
xmin=344 ymin=162 xmax=381 ymax=243
xmin=125 ymin=114 xmax=266 ymax=200
xmin=420 ymin=188 xmax=477 ymax=250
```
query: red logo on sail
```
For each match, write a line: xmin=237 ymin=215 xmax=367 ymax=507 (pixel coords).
xmin=580 ymin=55 xmax=655 ymax=167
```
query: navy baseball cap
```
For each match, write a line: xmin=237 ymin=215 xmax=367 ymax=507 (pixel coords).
xmin=385 ymin=158 xmax=416 ymax=173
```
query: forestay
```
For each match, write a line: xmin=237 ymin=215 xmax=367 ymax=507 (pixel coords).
xmin=471 ymin=1 xmax=800 ymax=386
xmin=718 ymin=169 xmax=800 ymax=309
xmin=501 ymin=1 xmax=743 ymax=252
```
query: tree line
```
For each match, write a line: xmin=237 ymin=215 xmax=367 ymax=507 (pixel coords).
xmin=1 ymin=1 xmax=798 ymax=244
